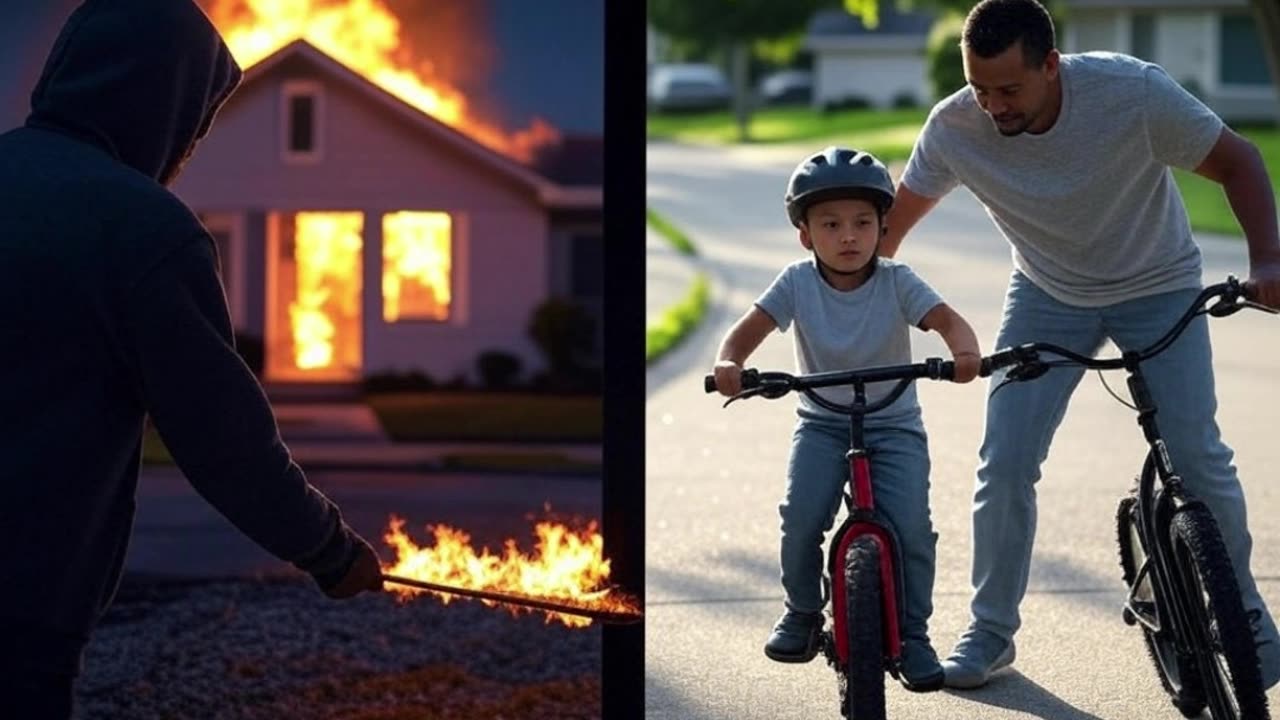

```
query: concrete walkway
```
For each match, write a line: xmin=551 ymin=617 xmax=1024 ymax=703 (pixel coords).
xmin=646 ymin=225 xmax=698 ymax=328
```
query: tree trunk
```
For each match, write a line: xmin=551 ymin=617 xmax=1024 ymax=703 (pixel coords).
xmin=730 ymin=40 xmax=752 ymax=143
xmin=1252 ymin=0 xmax=1280 ymax=122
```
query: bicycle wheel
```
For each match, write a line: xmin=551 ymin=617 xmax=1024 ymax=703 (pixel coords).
xmin=842 ymin=535 xmax=886 ymax=720
xmin=1169 ymin=505 xmax=1270 ymax=720
xmin=1116 ymin=494 xmax=1207 ymax=718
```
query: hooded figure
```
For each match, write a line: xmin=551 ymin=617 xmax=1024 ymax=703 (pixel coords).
xmin=0 ymin=1 xmax=383 ymax=714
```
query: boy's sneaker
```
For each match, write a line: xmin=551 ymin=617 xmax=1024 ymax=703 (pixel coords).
xmin=941 ymin=628 xmax=1016 ymax=689
xmin=897 ymin=637 xmax=944 ymax=692
xmin=764 ymin=609 xmax=824 ymax=663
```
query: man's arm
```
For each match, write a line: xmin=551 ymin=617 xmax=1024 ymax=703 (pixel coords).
xmin=880 ymin=183 xmax=941 ymax=259
xmin=1193 ymin=127 xmax=1280 ymax=307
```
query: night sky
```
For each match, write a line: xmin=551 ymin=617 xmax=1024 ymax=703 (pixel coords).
xmin=0 ymin=0 xmax=603 ymax=136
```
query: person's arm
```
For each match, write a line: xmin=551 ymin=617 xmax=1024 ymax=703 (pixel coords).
xmin=122 ymin=237 xmax=382 ymax=597
xmin=712 ymin=306 xmax=778 ymax=396
xmin=880 ymin=184 xmax=942 ymax=259
xmin=918 ymin=303 xmax=981 ymax=383
xmin=1192 ymin=127 xmax=1280 ymax=308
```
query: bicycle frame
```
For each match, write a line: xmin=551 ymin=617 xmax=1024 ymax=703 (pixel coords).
xmin=1119 ymin=354 xmax=1205 ymax=654
xmin=827 ymin=380 xmax=905 ymax=669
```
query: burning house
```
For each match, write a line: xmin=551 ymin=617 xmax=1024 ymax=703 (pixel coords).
xmin=175 ymin=1 xmax=603 ymax=394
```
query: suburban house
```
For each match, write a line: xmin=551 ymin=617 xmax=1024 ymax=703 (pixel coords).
xmin=1061 ymin=0 xmax=1277 ymax=122
xmin=171 ymin=39 xmax=603 ymax=394
xmin=805 ymin=6 xmax=937 ymax=109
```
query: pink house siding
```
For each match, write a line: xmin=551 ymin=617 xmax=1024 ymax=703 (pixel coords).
xmin=172 ymin=48 xmax=555 ymax=384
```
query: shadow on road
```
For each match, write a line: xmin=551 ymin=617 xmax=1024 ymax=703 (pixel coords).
xmin=945 ymin=669 xmax=1108 ymax=720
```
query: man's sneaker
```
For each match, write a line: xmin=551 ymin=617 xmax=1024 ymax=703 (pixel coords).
xmin=764 ymin=609 xmax=824 ymax=663
xmin=898 ymin=637 xmax=944 ymax=692
xmin=1248 ymin=608 xmax=1280 ymax=689
xmin=941 ymin=628 xmax=1016 ymax=689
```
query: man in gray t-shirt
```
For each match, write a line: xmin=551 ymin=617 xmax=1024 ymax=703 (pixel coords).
xmin=883 ymin=0 xmax=1280 ymax=691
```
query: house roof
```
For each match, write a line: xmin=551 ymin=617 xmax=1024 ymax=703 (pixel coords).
xmin=237 ymin=39 xmax=599 ymax=210
xmin=806 ymin=6 xmax=936 ymax=52
xmin=530 ymin=135 xmax=604 ymax=187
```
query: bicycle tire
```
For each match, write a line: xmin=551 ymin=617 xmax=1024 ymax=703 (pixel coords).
xmin=842 ymin=535 xmax=886 ymax=720
xmin=1116 ymin=494 xmax=1207 ymax=718
xmin=1169 ymin=505 xmax=1270 ymax=720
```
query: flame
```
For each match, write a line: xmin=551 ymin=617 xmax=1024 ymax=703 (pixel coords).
xmin=268 ymin=211 xmax=363 ymax=379
xmin=205 ymin=0 xmax=560 ymax=162
xmin=383 ymin=514 xmax=640 ymax=628
xmin=382 ymin=211 xmax=451 ymax=322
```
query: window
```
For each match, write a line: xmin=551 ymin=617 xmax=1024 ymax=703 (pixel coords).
xmin=1130 ymin=13 xmax=1156 ymax=62
xmin=382 ymin=211 xmax=453 ymax=322
xmin=1219 ymin=14 xmax=1273 ymax=87
xmin=281 ymin=81 xmax=323 ymax=162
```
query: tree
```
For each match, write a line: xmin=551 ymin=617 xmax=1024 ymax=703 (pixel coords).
xmin=1252 ymin=0 xmax=1280 ymax=115
xmin=648 ymin=0 xmax=834 ymax=141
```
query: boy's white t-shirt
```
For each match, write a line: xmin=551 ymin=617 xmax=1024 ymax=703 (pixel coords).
xmin=901 ymin=52 xmax=1222 ymax=307
xmin=755 ymin=256 xmax=943 ymax=427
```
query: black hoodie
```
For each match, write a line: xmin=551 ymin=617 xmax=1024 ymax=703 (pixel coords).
xmin=0 ymin=0 xmax=363 ymax=675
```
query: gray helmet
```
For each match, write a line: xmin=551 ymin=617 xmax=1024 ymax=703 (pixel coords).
xmin=784 ymin=147 xmax=894 ymax=228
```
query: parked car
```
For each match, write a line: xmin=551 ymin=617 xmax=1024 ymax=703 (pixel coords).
xmin=758 ymin=69 xmax=813 ymax=106
xmin=648 ymin=63 xmax=732 ymax=112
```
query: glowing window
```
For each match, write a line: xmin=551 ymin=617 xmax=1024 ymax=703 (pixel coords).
xmin=382 ymin=211 xmax=452 ymax=322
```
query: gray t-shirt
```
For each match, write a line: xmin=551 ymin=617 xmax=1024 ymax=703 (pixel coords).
xmin=755 ymin=257 xmax=943 ymax=427
xmin=901 ymin=52 xmax=1224 ymax=307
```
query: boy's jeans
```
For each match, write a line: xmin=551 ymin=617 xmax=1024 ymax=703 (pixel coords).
xmin=970 ymin=271 xmax=1280 ymax=666
xmin=781 ymin=415 xmax=937 ymax=640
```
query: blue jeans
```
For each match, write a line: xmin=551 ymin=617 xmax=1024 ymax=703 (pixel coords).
xmin=970 ymin=272 xmax=1280 ymax=662
xmin=780 ymin=415 xmax=937 ymax=640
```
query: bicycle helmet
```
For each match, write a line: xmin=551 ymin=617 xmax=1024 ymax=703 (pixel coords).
xmin=784 ymin=147 xmax=895 ymax=228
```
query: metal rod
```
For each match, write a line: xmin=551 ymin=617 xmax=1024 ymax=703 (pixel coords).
xmin=381 ymin=573 xmax=643 ymax=625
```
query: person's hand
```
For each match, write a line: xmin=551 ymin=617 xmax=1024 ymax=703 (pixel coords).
xmin=321 ymin=534 xmax=385 ymax=599
xmin=952 ymin=351 xmax=981 ymax=384
xmin=1246 ymin=262 xmax=1280 ymax=309
xmin=713 ymin=360 xmax=743 ymax=396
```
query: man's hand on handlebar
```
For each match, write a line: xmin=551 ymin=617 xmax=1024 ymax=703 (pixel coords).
xmin=1247 ymin=263 xmax=1280 ymax=310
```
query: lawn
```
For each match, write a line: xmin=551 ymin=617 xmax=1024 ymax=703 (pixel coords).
xmin=648 ymin=106 xmax=928 ymax=161
xmin=650 ymin=107 xmax=1280 ymax=236
xmin=366 ymin=393 xmax=602 ymax=443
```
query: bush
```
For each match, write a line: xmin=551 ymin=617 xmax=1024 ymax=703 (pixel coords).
xmin=476 ymin=350 xmax=522 ymax=389
xmin=362 ymin=370 xmax=436 ymax=394
xmin=528 ymin=298 xmax=596 ymax=374
xmin=233 ymin=332 xmax=264 ymax=376
xmin=926 ymin=14 xmax=967 ymax=102
xmin=821 ymin=95 xmax=872 ymax=112
xmin=891 ymin=91 xmax=921 ymax=109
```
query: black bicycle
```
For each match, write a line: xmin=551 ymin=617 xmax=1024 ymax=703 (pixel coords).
xmin=981 ymin=276 xmax=1276 ymax=719
xmin=706 ymin=358 xmax=956 ymax=719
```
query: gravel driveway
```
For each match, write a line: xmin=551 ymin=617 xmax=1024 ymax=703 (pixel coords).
xmin=73 ymin=574 xmax=602 ymax=719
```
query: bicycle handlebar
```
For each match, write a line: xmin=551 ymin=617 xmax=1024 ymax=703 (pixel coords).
xmin=703 ymin=357 xmax=955 ymax=414
xmin=979 ymin=275 xmax=1277 ymax=379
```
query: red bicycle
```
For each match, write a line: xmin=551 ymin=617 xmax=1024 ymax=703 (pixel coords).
xmin=705 ymin=358 xmax=955 ymax=719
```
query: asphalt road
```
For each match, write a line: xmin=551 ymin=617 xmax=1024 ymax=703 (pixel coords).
xmin=646 ymin=140 xmax=1280 ymax=720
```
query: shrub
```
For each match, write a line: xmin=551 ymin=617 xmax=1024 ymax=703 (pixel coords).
xmin=891 ymin=91 xmax=921 ymax=109
xmin=476 ymin=350 xmax=522 ymax=389
xmin=528 ymin=298 xmax=596 ymax=374
xmin=926 ymin=15 xmax=967 ymax=102
xmin=362 ymin=370 xmax=436 ymax=394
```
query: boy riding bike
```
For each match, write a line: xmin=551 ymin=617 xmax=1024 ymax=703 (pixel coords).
xmin=709 ymin=146 xmax=981 ymax=691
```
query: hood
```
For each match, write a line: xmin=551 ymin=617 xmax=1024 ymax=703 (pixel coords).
xmin=25 ymin=0 xmax=242 ymax=185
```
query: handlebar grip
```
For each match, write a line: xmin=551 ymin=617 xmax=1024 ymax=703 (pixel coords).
xmin=704 ymin=375 xmax=716 ymax=393
xmin=980 ymin=348 xmax=1021 ymax=378
xmin=938 ymin=360 xmax=955 ymax=381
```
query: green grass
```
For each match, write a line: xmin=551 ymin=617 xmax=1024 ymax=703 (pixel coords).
xmin=366 ymin=393 xmax=602 ymax=442
xmin=646 ymin=273 xmax=711 ymax=364
xmin=1173 ymin=127 xmax=1280 ymax=236
xmin=647 ymin=106 xmax=928 ymax=160
xmin=646 ymin=207 xmax=697 ymax=256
